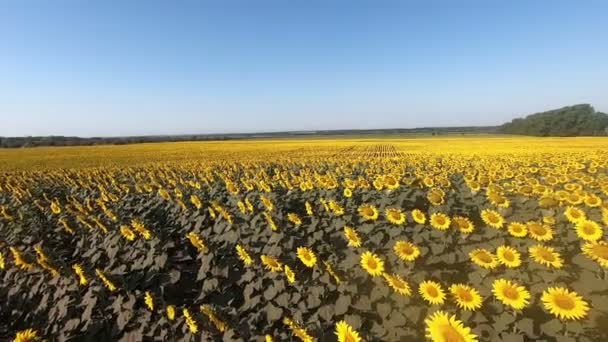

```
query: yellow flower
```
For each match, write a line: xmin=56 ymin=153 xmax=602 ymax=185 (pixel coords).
xmin=166 ymin=305 xmax=176 ymax=320
xmin=288 ymin=213 xmax=302 ymax=226
xmin=0 ymin=252 xmax=4 ymax=270
xmin=581 ymin=240 xmax=608 ymax=268
xmin=452 ymin=216 xmax=474 ymax=233
xmin=385 ymin=208 xmax=406 ymax=225
xmin=335 ymin=320 xmax=361 ymax=342
xmin=383 ymin=273 xmax=412 ymax=296
xmin=358 ymin=204 xmax=379 ymax=221
xmin=507 ymin=222 xmax=527 ymax=238
xmin=296 ymin=247 xmax=317 ymax=268
xmin=360 ymin=251 xmax=384 ymax=276
xmin=430 ymin=213 xmax=451 ymax=230
xmin=343 ymin=188 xmax=352 ymax=198
xmin=564 ymin=206 xmax=586 ymax=223
xmin=120 ymin=225 xmax=136 ymax=241
xmin=427 ymin=188 xmax=445 ymax=206
xmin=383 ymin=175 xmax=400 ymax=190
xmin=481 ymin=209 xmax=504 ymax=229
xmin=236 ymin=244 xmax=253 ymax=266
xmin=529 ymin=245 xmax=563 ymax=268
xmin=13 ymin=329 xmax=38 ymax=342
xmin=187 ymin=232 xmax=207 ymax=253
xmin=96 ymin=269 xmax=117 ymax=292
xmin=449 ymin=284 xmax=483 ymax=311
xmin=328 ymin=200 xmax=345 ymax=216
xmin=144 ymin=291 xmax=154 ymax=311
xmin=527 ymin=221 xmax=554 ymax=241
xmin=284 ymin=265 xmax=296 ymax=283
xmin=425 ymin=311 xmax=477 ymax=342
xmin=261 ymin=255 xmax=283 ymax=272
xmin=393 ymin=240 xmax=420 ymax=262
xmin=190 ymin=194 xmax=202 ymax=209
xmin=419 ymin=280 xmax=446 ymax=305
xmin=496 ymin=246 xmax=521 ymax=268
xmin=72 ymin=264 xmax=89 ymax=286
xmin=183 ymin=308 xmax=199 ymax=333
xmin=469 ymin=249 xmax=499 ymax=269
xmin=575 ymin=220 xmax=603 ymax=242
xmin=541 ymin=287 xmax=589 ymax=320
xmin=411 ymin=209 xmax=427 ymax=224
xmin=283 ymin=317 xmax=314 ymax=342
xmin=492 ymin=279 xmax=530 ymax=310
xmin=305 ymin=201 xmax=313 ymax=216
xmin=343 ymin=226 xmax=362 ymax=247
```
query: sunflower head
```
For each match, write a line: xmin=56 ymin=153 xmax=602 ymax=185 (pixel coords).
xmin=496 ymin=245 xmax=521 ymax=268
xmin=469 ymin=249 xmax=498 ymax=269
xmin=284 ymin=265 xmax=296 ymax=283
xmin=383 ymin=273 xmax=412 ymax=296
xmin=261 ymin=255 xmax=283 ymax=272
xmin=411 ymin=209 xmax=427 ymax=224
xmin=542 ymin=287 xmax=590 ymax=320
xmin=481 ymin=209 xmax=505 ymax=229
xmin=296 ymin=247 xmax=317 ymax=268
xmin=575 ymin=220 xmax=603 ymax=242
xmin=492 ymin=278 xmax=530 ymax=310
xmin=419 ymin=280 xmax=446 ymax=305
xmin=425 ymin=311 xmax=478 ymax=342
xmin=335 ymin=320 xmax=362 ymax=342
xmin=360 ymin=251 xmax=384 ymax=277
xmin=452 ymin=216 xmax=474 ymax=233
xmin=529 ymin=245 xmax=563 ymax=269
xmin=527 ymin=221 xmax=554 ymax=241
xmin=430 ymin=213 xmax=451 ymax=230
xmin=358 ymin=204 xmax=379 ymax=221
xmin=385 ymin=208 xmax=406 ymax=225
xmin=581 ymin=241 xmax=608 ymax=268
xmin=449 ymin=284 xmax=483 ymax=311
xmin=343 ymin=226 xmax=362 ymax=247
xmin=393 ymin=240 xmax=420 ymax=262
xmin=507 ymin=222 xmax=528 ymax=237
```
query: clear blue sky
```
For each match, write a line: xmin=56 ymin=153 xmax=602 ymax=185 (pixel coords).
xmin=1 ymin=0 xmax=607 ymax=137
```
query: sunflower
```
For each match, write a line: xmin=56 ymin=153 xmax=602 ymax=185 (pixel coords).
xmin=529 ymin=245 xmax=563 ymax=268
xmin=425 ymin=311 xmax=478 ymax=342
xmin=13 ymin=329 xmax=38 ymax=342
xmin=297 ymin=247 xmax=317 ymax=268
xmin=496 ymin=246 xmax=521 ymax=268
xmin=581 ymin=240 xmax=608 ymax=267
xmin=305 ymin=201 xmax=313 ymax=216
xmin=481 ymin=209 xmax=504 ymax=229
xmin=383 ymin=273 xmax=412 ymax=296
xmin=166 ymin=305 xmax=176 ymax=321
xmin=328 ymin=200 xmax=345 ymax=216
xmin=261 ymin=255 xmax=283 ymax=272
xmin=236 ymin=244 xmax=253 ymax=266
xmin=411 ymin=209 xmax=427 ymax=224
xmin=452 ymin=216 xmax=474 ymax=233
xmin=449 ymin=284 xmax=483 ymax=311
xmin=393 ymin=240 xmax=420 ymax=262
xmin=360 ymin=251 xmax=384 ymax=277
xmin=507 ymin=222 xmax=527 ymax=238
xmin=358 ymin=204 xmax=379 ymax=221
xmin=144 ymin=291 xmax=154 ymax=311
xmin=385 ymin=208 xmax=406 ymax=225
xmin=541 ymin=287 xmax=589 ymax=320
xmin=469 ymin=249 xmax=499 ymax=269
xmin=527 ymin=221 xmax=554 ymax=241
xmin=335 ymin=320 xmax=362 ymax=342
xmin=284 ymin=265 xmax=296 ymax=283
xmin=430 ymin=213 xmax=451 ymax=230
xmin=427 ymin=189 xmax=445 ymax=206
xmin=419 ymin=280 xmax=446 ymax=305
xmin=575 ymin=220 xmax=603 ymax=242
xmin=343 ymin=226 xmax=362 ymax=247
xmin=120 ymin=225 xmax=137 ymax=241
xmin=492 ymin=279 xmax=530 ymax=310
xmin=343 ymin=188 xmax=353 ymax=198
xmin=287 ymin=213 xmax=302 ymax=226
xmin=383 ymin=175 xmax=400 ymax=190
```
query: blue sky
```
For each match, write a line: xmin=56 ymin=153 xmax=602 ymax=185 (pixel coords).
xmin=1 ymin=1 xmax=607 ymax=137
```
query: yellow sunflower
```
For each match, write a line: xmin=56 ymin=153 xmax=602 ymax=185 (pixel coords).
xmin=287 ymin=213 xmax=302 ymax=226
xmin=564 ymin=206 xmax=586 ymax=224
xmin=581 ymin=240 xmax=608 ymax=268
xmin=296 ymin=247 xmax=317 ymax=268
xmin=393 ymin=240 xmax=421 ymax=262
xmin=343 ymin=188 xmax=353 ymax=198
xmin=541 ymin=287 xmax=589 ymax=320
xmin=452 ymin=216 xmax=474 ymax=234
xmin=358 ymin=204 xmax=379 ymax=221
xmin=411 ymin=209 xmax=427 ymax=224
xmin=430 ymin=213 xmax=451 ymax=230
xmin=481 ymin=209 xmax=505 ymax=229
xmin=527 ymin=221 xmax=554 ymax=241
xmin=236 ymin=244 xmax=253 ymax=266
xmin=496 ymin=246 xmax=521 ymax=268
xmin=584 ymin=194 xmax=602 ymax=207
xmin=13 ymin=329 xmax=38 ymax=342
xmin=425 ymin=311 xmax=478 ymax=342
xmin=335 ymin=320 xmax=362 ymax=342
xmin=491 ymin=279 xmax=530 ymax=310
xmin=385 ymin=208 xmax=406 ymax=225
xmin=507 ymin=222 xmax=528 ymax=238
xmin=419 ymin=280 xmax=446 ymax=305
xmin=360 ymin=251 xmax=384 ymax=277
xmin=529 ymin=245 xmax=563 ymax=269
xmin=284 ymin=265 xmax=296 ymax=283
xmin=575 ymin=220 xmax=603 ymax=242
xmin=469 ymin=249 xmax=499 ymax=269
xmin=260 ymin=255 xmax=283 ymax=272
xmin=449 ymin=284 xmax=483 ymax=311
xmin=383 ymin=273 xmax=412 ymax=296
xmin=343 ymin=226 xmax=362 ymax=247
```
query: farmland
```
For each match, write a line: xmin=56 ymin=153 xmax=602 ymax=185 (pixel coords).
xmin=1 ymin=136 xmax=608 ymax=341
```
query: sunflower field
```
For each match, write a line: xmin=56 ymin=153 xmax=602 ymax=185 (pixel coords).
xmin=1 ymin=137 xmax=608 ymax=342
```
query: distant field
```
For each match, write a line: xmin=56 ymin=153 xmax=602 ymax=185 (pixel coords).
xmin=1 ymin=135 xmax=607 ymax=341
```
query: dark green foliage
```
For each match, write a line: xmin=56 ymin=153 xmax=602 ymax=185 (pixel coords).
xmin=498 ymin=104 xmax=608 ymax=136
